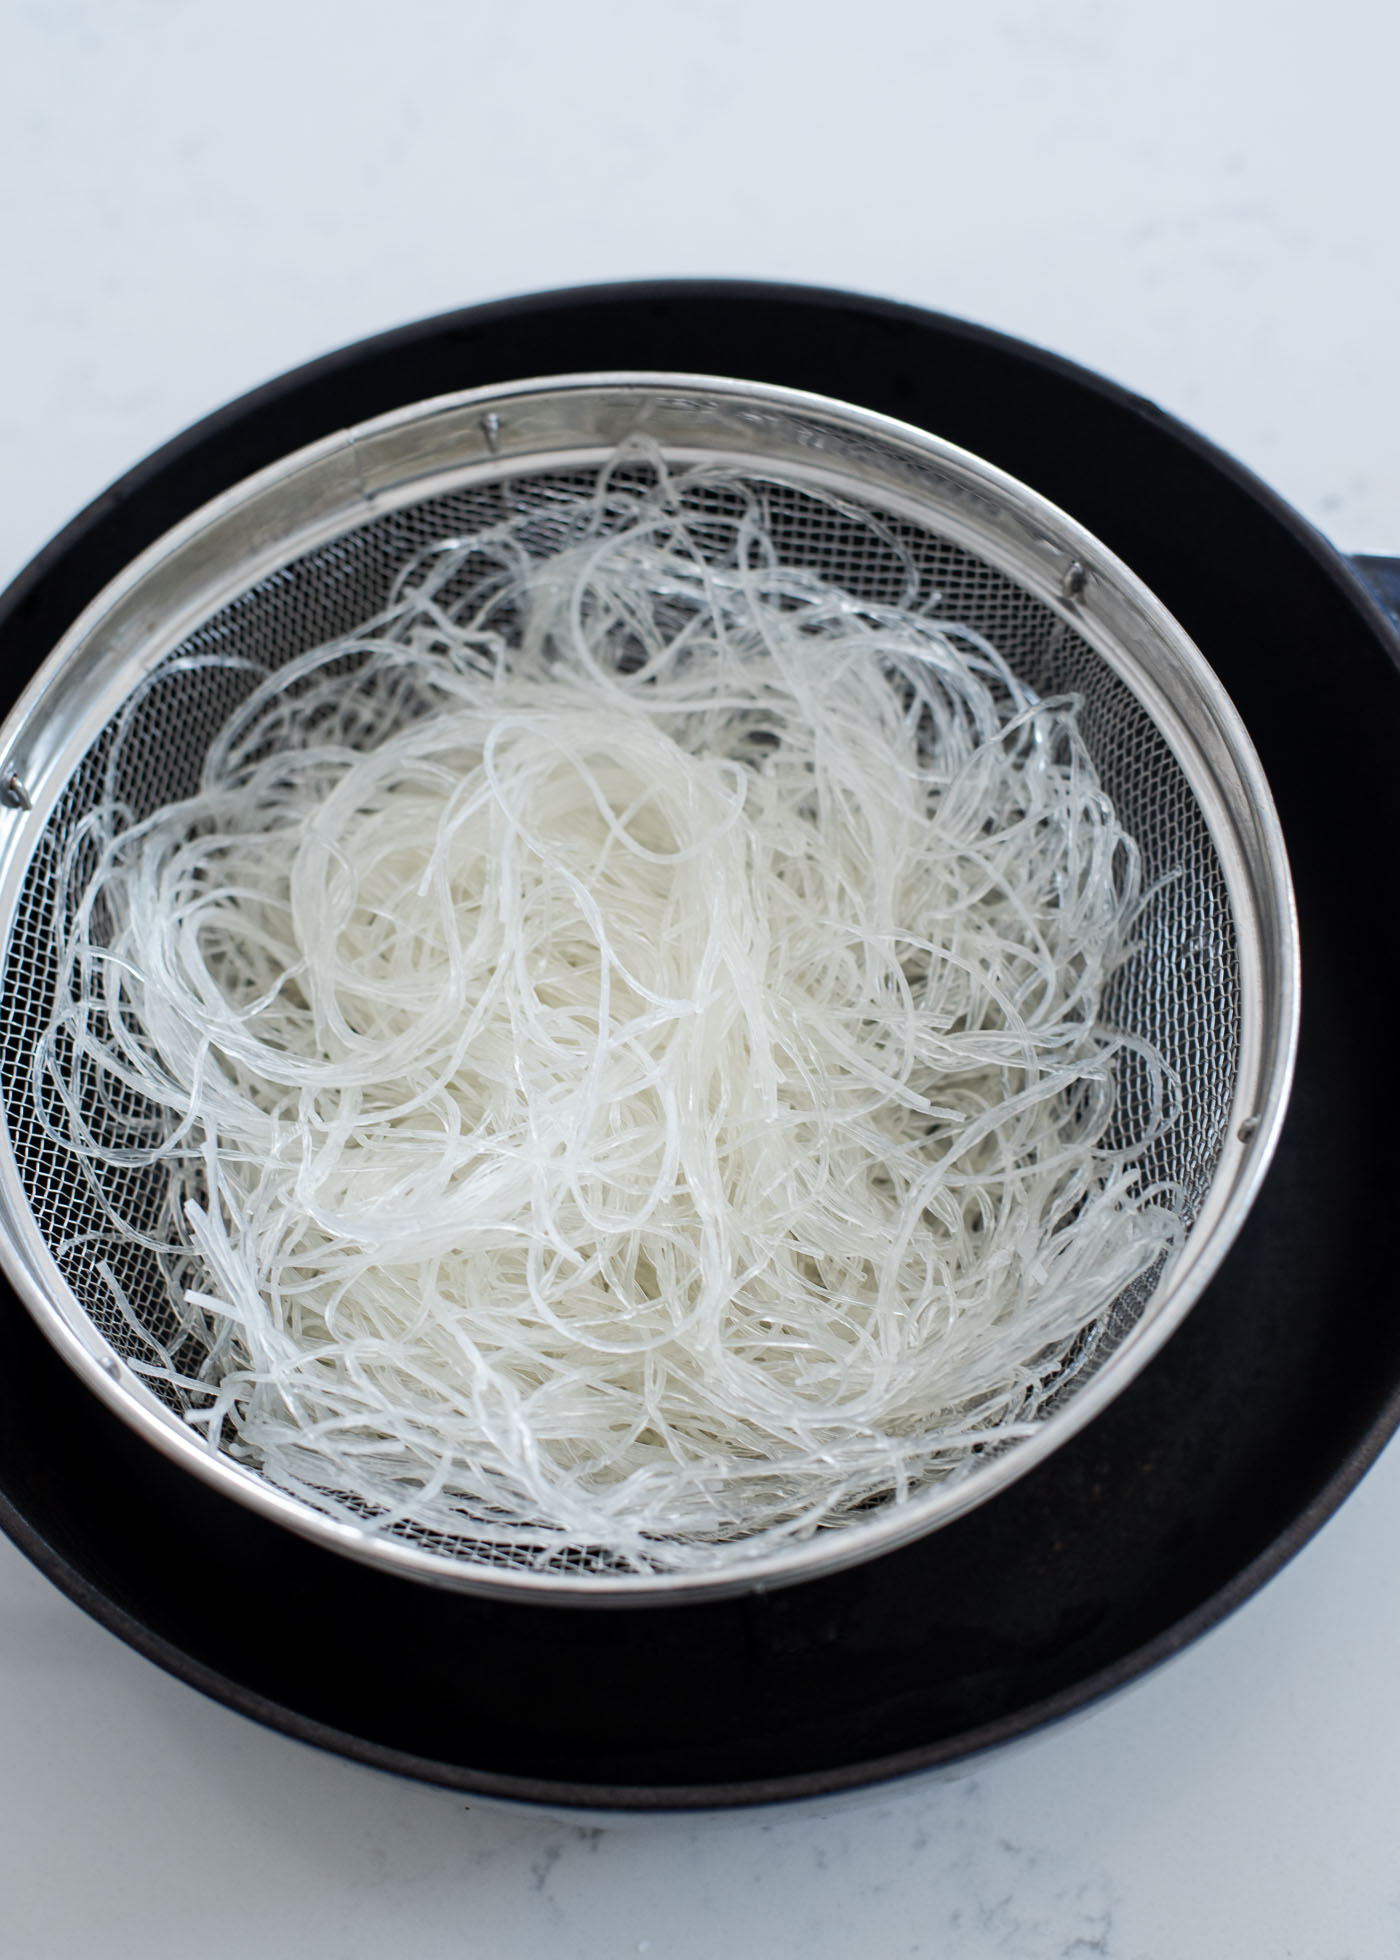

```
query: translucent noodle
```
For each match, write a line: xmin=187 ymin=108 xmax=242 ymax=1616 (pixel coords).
xmin=36 ymin=448 xmax=1183 ymax=1572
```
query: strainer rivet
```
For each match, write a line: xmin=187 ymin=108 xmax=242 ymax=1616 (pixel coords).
xmin=0 ymin=770 xmax=31 ymax=812
xmin=1062 ymin=560 xmax=1087 ymax=603
xmin=1237 ymin=1115 xmax=1261 ymax=1142
xmin=481 ymin=412 xmax=502 ymax=455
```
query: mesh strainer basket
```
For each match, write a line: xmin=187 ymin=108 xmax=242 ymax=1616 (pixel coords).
xmin=0 ymin=375 xmax=1298 ymax=1602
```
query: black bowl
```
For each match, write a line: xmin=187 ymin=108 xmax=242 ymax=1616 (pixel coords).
xmin=2 ymin=280 xmax=1397 ymax=1810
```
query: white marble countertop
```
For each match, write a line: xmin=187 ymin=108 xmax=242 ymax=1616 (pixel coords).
xmin=2 ymin=3 xmax=1398 ymax=1953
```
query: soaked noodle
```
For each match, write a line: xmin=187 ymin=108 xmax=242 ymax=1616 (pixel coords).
xmin=36 ymin=450 xmax=1181 ymax=1571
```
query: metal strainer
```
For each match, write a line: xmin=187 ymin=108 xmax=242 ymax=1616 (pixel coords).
xmin=0 ymin=376 xmax=1298 ymax=1601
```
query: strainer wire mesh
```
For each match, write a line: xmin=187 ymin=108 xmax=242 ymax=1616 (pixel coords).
xmin=0 ymin=460 xmax=1240 ymax=1579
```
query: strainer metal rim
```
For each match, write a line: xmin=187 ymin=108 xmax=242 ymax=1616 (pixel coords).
xmin=0 ymin=372 xmax=1299 ymax=1602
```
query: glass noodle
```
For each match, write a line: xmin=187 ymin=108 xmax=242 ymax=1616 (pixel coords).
xmin=35 ymin=448 xmax=1182 ymax=1572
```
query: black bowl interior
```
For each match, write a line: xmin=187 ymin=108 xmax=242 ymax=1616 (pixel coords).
xmin=2 ymin=281 xmax=1398 ymax=1809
